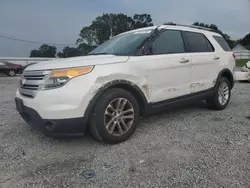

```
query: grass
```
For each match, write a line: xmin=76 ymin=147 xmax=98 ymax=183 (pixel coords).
xmin=236 ymin=59 xmax=250 ymax=67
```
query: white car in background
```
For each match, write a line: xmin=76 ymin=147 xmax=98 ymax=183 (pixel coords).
xmin=236 ymin=61 xmax=250 ymax=82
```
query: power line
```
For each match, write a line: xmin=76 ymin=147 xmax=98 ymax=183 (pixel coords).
xmin=0 ymin=35 xmax=76 ymax=46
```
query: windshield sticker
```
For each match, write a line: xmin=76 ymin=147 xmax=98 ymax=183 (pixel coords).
xmin=133 ymin=30 xmax=152 ymax=35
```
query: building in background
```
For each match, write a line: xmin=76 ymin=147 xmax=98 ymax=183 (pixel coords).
xmin=232 ymin=44 xmax=250 ymax=60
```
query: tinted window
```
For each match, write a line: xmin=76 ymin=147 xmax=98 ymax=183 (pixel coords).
xmin=183 ymin=31 xmax=214 ymax=52
xmin=213 ymin=36 xmax=231 ymax=51
xmin=205 ymin=38 xmax=214 ymax=52
xmin=151 ymin=30 xmax=185 ymax=55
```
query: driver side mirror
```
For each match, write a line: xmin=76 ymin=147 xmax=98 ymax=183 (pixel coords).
xmin=143 ymin=46 xmax=153 ymax=55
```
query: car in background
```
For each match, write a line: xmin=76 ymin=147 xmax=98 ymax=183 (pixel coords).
xmin=0 ymin=61 xmax=22 ymax=76
xmin=235 ymin=61 xmax=250 ymax=82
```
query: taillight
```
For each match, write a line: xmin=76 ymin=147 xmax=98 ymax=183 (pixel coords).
xmin=232 ymin=53 xmax=236 ymax=60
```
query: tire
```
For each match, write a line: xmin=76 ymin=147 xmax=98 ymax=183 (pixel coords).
xmin=7 ymin=70 xmax=16 ymax=77
xmin=89 ymin=88 xmax=140 ymax=144
xmin=206 ymin=77 xmax=231 ymax=110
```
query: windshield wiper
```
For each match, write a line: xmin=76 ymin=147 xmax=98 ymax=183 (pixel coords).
xmin=88 ymin=52 xmax=111 ymax=55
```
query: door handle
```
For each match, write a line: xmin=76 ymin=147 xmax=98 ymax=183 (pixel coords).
xmin=179 ymin=59 xmax=189 ymax=64
xmin=213 ymin=56 xmax=220 ymax=60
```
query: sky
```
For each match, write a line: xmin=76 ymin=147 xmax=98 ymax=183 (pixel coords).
xmin=0 ymin=0 xmax=249 ymax=57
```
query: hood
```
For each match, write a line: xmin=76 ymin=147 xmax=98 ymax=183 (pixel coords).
xmin=25 ymin=55 xmax=129 ymax=71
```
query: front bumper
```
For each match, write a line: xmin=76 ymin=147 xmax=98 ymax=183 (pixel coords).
xmin=15 ymin=98 xmax=88 ymax=136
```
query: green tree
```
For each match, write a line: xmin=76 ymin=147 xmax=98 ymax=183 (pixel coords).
xmin=242 ymin=33 xmax=250 ymax=47
xmin=193 ymin=22 xmax=234 ymax=48
xmin=76 ymin=13 xmax=154 ymax=46
xmin=133 ymin=14 xmax=153 ymax=29
xmin=39 ymin=44 xmax=57 ymax=57
xmin=30 ymin=50 xmax=41 ymax=57
xmin=57 ymin=43 xmax=96 ymax=58
xmin=77 ymin=43 xmax=96 ymax=55
xmin=57 ymin=46 xmax=81 ymax=58
xmin=30 ymin=44 xmax=57 ymax=57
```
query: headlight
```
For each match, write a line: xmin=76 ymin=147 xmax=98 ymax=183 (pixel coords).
xmin=241 ymin=66 xmax=249 ymax=72
xmin=43 ymin=66 xmax=94 ymax=89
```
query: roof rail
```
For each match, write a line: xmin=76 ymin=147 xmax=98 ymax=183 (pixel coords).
xmin=163 ymin=23 xmax=215 ymax=32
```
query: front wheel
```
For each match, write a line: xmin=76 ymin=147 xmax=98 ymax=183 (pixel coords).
xmin=89 ymin=88 xmax=140 ymax=144
xmin=8 ymin=70 xmax=16 ymax=77
xmin=207 ymin=77 xmax=231 ymax=110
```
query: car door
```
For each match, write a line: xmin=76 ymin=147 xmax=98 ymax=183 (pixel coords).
xmin=129 ymin=29 xmax=192 ymax=103
xmin=182 ymin=31 xmax=218 ymax=93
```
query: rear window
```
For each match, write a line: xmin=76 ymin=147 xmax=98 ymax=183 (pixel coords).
xmin=213 ymin=36 xmax=231 ymax=51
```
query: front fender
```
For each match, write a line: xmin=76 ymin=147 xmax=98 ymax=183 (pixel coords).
xmin=83 ymin=77 xmax=150 ymax=122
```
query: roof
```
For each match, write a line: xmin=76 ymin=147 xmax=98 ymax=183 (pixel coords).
xmin=232 ymin=44 xmax=250 ymax=51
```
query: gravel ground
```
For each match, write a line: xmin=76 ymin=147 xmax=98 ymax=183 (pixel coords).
xmin=0 ymin=76 xmax=250 ymax=188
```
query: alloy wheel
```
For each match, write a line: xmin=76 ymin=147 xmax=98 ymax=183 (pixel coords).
xmin=104 ymin=98 xmax=134 ymax=136
xmin=9 ymin=70 xmax=15 ymax=76
xmin=218 ymin=82 xmax=229 ymax=105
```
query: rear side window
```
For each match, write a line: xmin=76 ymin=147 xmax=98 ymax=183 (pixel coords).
xmin=151 ymin=30 xmax=185 ymax=55
xmin=213 ymin=36 xmax=231 ymax=51
xmin=182 ymin=31 xmax=214 ymax=53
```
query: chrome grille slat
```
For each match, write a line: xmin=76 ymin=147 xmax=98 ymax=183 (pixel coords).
xmin=25 ymin=77 xmax=44 ymax=80
xmin=19 ymin=70 xmax=51 ymax=98
xmin=24 ymin=75 xmax=45 ymax=77
xmin=21 ymin=86 xmax=39 ymax=90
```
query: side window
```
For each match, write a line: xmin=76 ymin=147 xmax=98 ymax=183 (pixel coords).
xmin=183 ymin=31 xmax=214 ymax=53
xmin=213 ymin=35 xmax=231 ymax=51
xmin=205 ymin=38 xmax=214 ymax=52
xmin=151 ymin=30 xmax=185 ymax=55
xmin=0 ymin=62 xmax=5 ymax=65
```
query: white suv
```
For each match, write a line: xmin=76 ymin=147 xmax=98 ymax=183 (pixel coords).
xmin=15 ymin=24 xmax=235 ymax=144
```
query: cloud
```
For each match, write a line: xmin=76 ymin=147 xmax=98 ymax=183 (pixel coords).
xmin=0 ymin=0 xmax=249 ymax=56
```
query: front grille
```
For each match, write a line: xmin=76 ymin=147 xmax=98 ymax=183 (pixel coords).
xmin=19 ymin=70 xmax=51 ymax=98
xmin=24 ymin=75 xmax=45 ymax=80
xmin=21 ymin=84 xmax=39 ymax=90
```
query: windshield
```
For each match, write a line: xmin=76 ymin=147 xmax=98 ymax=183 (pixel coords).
xmin=89 ymin=29 xmax=154 ymax=55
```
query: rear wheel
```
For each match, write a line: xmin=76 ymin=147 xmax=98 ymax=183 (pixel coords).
xmin=207 ymin=77 xmax=231 ymax=110
xmin=89 ymin=88 xmax=140 ymax=144
xmin=8 ymin=70 xmax=16 ymax=77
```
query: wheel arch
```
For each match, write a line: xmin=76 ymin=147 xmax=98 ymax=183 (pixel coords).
xmin=216 ymin=68 xmax=234 ymax=89
xmin=83 ymin=80 xmax=149 ymax=123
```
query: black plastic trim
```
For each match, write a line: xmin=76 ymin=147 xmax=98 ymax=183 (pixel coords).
xmin=216 ymin=68 xmax=235 ymax=89
xmin=83 ymin=79 xmax=216 ymax=120
xmin=83 ymin=80 xmax=149 ymax=120
xmin=15 ymin=98 xmax=87 ymax=136
xmin=147 ymin=89 xmax=213 ymax=114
